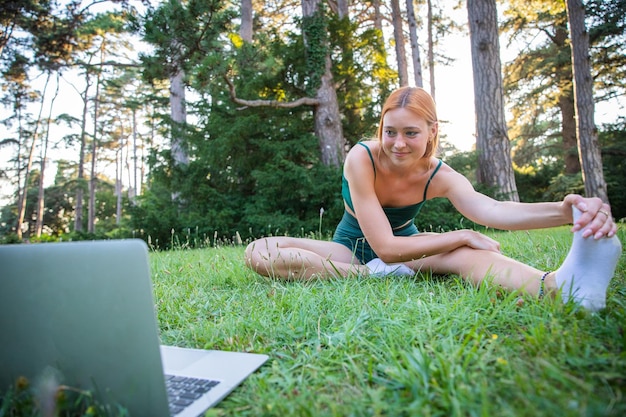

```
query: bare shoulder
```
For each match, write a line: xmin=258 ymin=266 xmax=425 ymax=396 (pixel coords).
xmin=429 ymin=160 xmax=474 ymax=198
xmin=430 ymin=160 xmax=459 ymax=182
xmin=346 ymin=141 xmax=378 ymax=158
xmin=344 ymin=141 xmax=378 ymax=173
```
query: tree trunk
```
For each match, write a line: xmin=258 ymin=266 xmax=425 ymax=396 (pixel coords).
xmin=74 ymin=70 xmax=92 ymax=233
xmin=35 ymin=142 xmax=48 ymax=237
xmin=327 ymin=0 xmax=349 ymax=18
xmin=427 ymin=0 xmax=436 ymax=99
xmin=550 ymin=23 xmax=581 ymax=175
xmin=467 ymin=0 xmax=519 ymax=201
xmin=565 ymin=0 xmax=608 ymax=202
xmin=406 ymin=0 xmax=423 ymax=87
xmin=373 ymin=0 xmax=382 ymax=31
xmin=227 ymin=0 xmax=346 ymax=167
xmin=165 ymin=2 xmax=190 ymax=206
xmin=240 ymin=0 xmax=253 ymax=43
xmin=558 ymin=92 xmax=581 ymax=174
xmin=315 ymin=55 xmax=345 ymax=167
xmin=16 ymin=72 xmax=50 ymax=239
xmin=131 ymin=107 xmax=138 ymax=202
xmin=336 ymin=0 xmax=349 ymax=18
xmin=170 ymin=68 xmax=189 ymax=168
xmin=302 ymin=0 xmax=345 ymax=167
xmin=116 ymin=127 xmax=123 ymax=225
xmin=88 ymin=48 xmax=104 ymax=234
xmin=125 ymin=129 xmax=133 ymax=198
xmin=35 ymin=73 xmax=60 ymax=237
xmin=390 ymin=0 xmax=409 ymax=86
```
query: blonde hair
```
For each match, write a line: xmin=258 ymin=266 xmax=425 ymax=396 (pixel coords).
xmin=376 ymin=86 xmax=439 ymax=158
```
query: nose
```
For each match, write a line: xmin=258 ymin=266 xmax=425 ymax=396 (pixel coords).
xmin=394 ymin=133 xmax=407 ymax=148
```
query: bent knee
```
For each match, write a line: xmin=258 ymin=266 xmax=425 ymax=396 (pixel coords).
xmin=244 ymin=237 xmax=284 ymax=274
xmin=244 ymin=239 xmax=267 ymax=271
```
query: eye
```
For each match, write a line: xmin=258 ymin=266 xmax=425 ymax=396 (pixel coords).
xmin=384 ymin=129 xmax=397 ymax=137
xmin=405 ymin=130 xmax=419 ymax=138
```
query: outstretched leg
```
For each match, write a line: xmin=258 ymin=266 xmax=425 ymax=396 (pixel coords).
xmin=409 ymin=246 xmax=547 ymax=294
xmin=408 ymin=207 xmax=622 ymax=311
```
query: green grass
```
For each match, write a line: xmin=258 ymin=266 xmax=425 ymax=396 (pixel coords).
xmin=151 ymin=226 xmax=626 ymax=417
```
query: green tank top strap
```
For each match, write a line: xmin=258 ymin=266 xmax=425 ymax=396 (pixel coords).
xmin=423 ymin=159 xmax=443 ymax=200
xmin=357 ymin=142 xmax=376 ymax=178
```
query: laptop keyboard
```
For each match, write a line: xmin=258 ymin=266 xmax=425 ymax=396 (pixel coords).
xmin=165 ymin=374 xmax=221 ymax=415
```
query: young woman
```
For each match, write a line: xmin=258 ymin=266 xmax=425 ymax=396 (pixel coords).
xmin=245 ymin=87 xmax=622 ymax=311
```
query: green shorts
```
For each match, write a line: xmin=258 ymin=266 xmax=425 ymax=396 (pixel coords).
xmin=331 ymin=211 xmax=418 ymax=264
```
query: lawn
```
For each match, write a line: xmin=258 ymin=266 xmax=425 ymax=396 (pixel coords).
xmin=150 ymin=226 xmax=626 ymax=417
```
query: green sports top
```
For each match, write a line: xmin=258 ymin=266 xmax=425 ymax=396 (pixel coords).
xmin=341 ymin=142 xmax=443 ymax=229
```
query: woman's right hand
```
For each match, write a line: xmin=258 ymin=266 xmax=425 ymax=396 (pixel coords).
xmin=456 ymin=230 xmax=501 ymax=253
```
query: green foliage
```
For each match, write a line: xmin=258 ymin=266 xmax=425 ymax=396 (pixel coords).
xmin=0 ymin=204 xmax=16 ymax=238
xmin=415 ymin=197 xmax=479 ymax=232
xmin=585 ymin=0 xmax=626 ymax=95
xmin=2 ymin=53 xmax=30 ymax=85
xmin=0 ymin=175 xmax=133 ymax=243
xmin=301 ymin=7 xmax=329 ymax=95
xmin=37 ymin=183 xmax=75 ymax=235
xmin=502 ymin=0 xmax=625 ymax=175
xmin=328 ymin=14 xmax=392 ymax=146
xmin=514 ymin=162 xmax=563 ymax=203
xmin=0 ymin=232 xmax=21 ymax=245
xmin=130 ymin=124 xmax=344 ymax=248
xmin=128 ymin=172 xmax=183 ymax=249
xmin=243 ymin=162 xmax=343 ymax=238
xmin=601 ymin=119 xmax=626 ymax=220
xmin=0 ymin=374 xmax=129 ymax=416
xmin=445 ymin=149 xmax=478 ymax=181
xmin=128 ymin=0 xmax=401 ymax=248
xmin=140 ymin=0 xmax=235 ymax=81
xmin=542 ymin=172 xmax=585 ymax=202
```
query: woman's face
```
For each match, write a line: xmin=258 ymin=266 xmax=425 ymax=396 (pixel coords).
xmin=381 ymin=108 xmax=436 ymax=164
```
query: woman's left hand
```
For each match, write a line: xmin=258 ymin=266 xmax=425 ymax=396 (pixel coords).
xmin=564 ymin=194 xmax=617 ymax=239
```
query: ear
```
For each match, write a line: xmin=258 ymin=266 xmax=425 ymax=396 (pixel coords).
xmin=430 ymin=121 xmax=439 ymax=139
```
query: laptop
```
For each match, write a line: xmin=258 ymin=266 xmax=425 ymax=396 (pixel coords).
xmin=0 ymin=239 xmax=269 ymax=417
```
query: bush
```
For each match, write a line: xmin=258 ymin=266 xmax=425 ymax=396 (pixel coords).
xmin=0 ymin=233 xmax=22 ymax=244
xmin=416 ymin=197 xmax=480 ymax=232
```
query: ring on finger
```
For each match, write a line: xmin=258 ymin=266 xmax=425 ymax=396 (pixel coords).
xmin=598 ymin=209 xmax=610 ymax=218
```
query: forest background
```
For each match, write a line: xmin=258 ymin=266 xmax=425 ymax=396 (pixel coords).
xmin=1 ymin=0 xmax=624 ymax=249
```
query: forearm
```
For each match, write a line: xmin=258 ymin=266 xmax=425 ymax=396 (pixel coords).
xmin=373 ymin=230 xmax=483 ymax=263
xmin=474 ymin=201 xmax=572 ymax=231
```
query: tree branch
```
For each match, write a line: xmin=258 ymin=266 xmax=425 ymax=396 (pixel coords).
xmin=223 ymin=76 xmax=319 ymax=109
xmin=76 ymin=60 xmax=143 ymax=68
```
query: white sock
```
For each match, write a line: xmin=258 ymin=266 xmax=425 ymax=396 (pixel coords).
xmin=366 ymin=258 xmax=414 ymax=277
xmin=555 ymin=206 xmax=622 ymax=311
